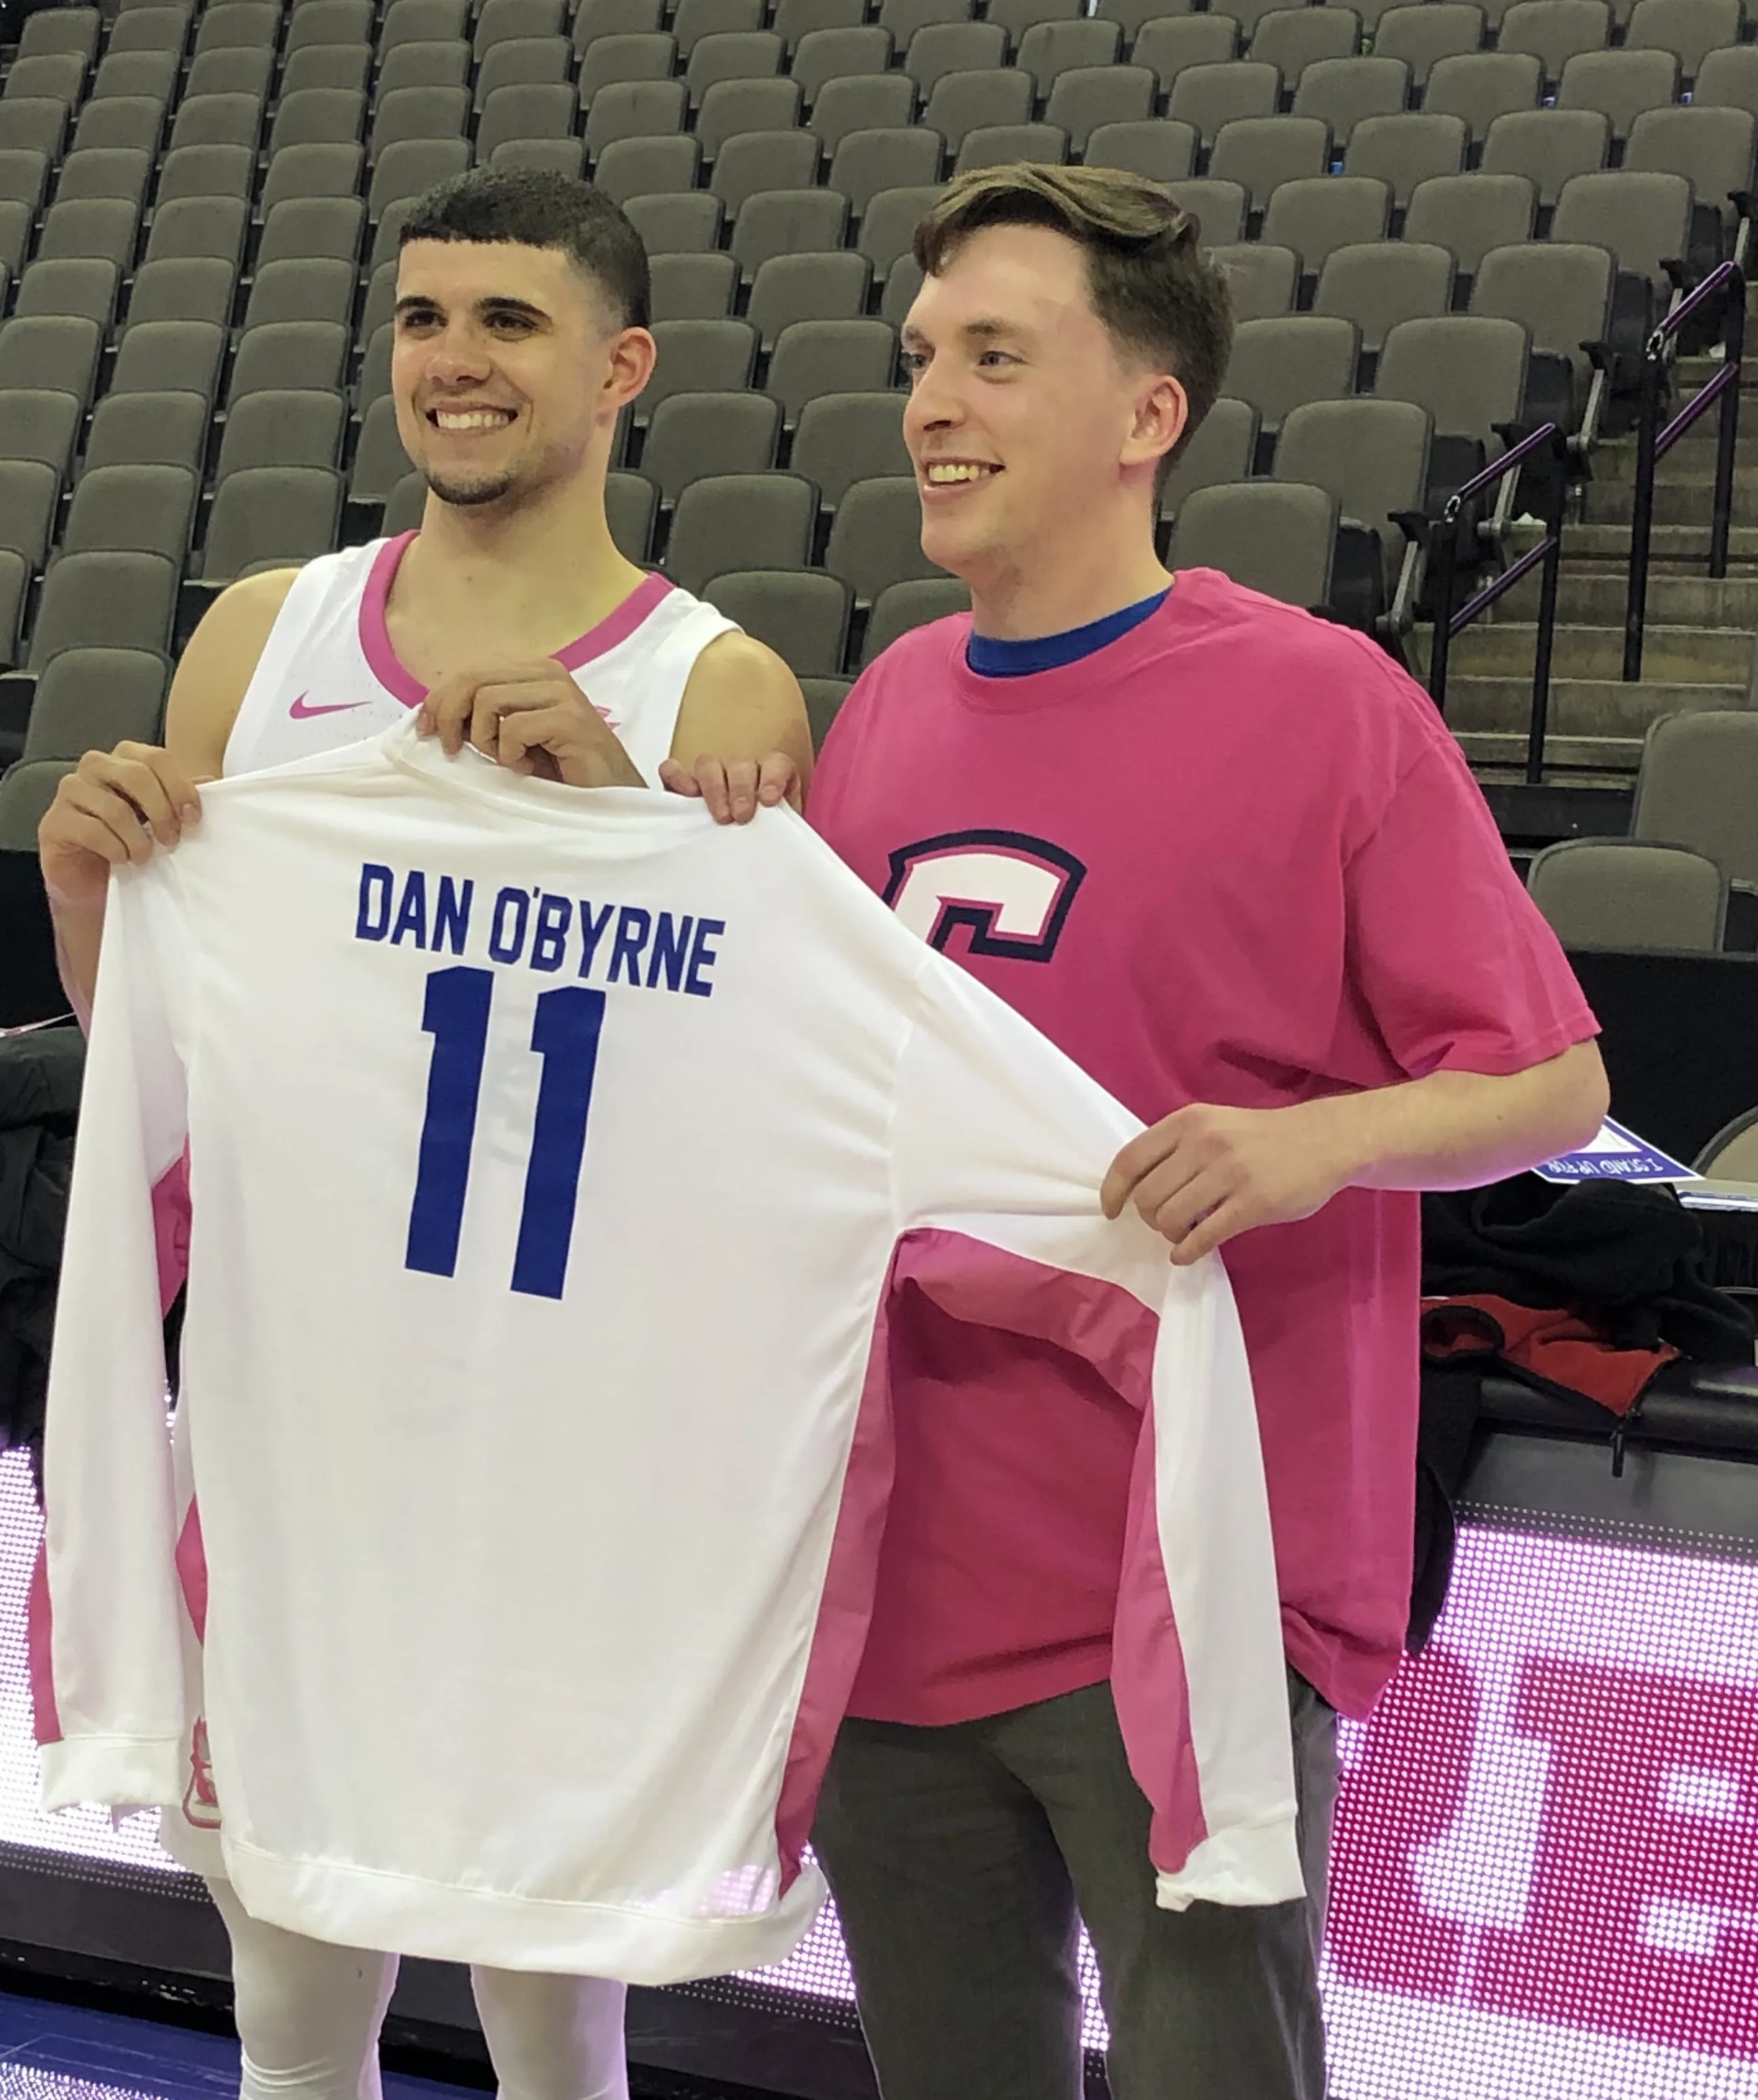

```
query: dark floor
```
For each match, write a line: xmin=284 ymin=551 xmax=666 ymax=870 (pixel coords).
xmin=0 ymin=1985 xmax=776 ymax=2100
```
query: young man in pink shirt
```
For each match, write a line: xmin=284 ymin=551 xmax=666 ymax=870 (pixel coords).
xmin=676 ymin=165 xmax=1607 ymax=2100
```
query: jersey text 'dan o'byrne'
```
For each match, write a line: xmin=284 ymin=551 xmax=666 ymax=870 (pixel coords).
xmin=352 ymin=860 xmax=724 ymax=997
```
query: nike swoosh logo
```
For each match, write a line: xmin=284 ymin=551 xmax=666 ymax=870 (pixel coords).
xmin=289 ymin=694 xmax=370 ymax=720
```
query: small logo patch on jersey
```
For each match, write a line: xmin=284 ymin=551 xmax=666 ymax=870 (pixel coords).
xmin=883 ymin=829 xmax=1086 ymax=963
xmin=290 ymin=693 xmax=370 ymax=720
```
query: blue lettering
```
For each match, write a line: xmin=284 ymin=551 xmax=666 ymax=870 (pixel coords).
xmin=531 ymin=893 xmax=572 ymax=973
xmin=577 ymin=902 xmax=615 ymax=980
xmin=433 ymin=876 xmax=473 ymax=957
xmin=646 ymin=912 xmax=695 ymax=992
xmin=489 ymin=886 xmax=531 ymax=964
xmin=356 ymin=862 xmax=393 ymax=941
xmin=608 ymin=906 xmax=652 ymax=986
xmin=685 ymin=917 xmax=725 ymax=999
xmin=391 ymin=869 xmax=429 ymax=949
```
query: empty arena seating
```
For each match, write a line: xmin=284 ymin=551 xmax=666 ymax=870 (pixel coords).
xmin=0 ymin=0 xmax=1755 ymax=763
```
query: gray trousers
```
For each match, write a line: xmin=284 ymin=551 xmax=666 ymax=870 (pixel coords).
xmin=812 ymin=1674 xmax=1337 ymax=2100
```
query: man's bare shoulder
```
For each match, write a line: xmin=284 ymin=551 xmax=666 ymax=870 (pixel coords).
xmin=164 ymin=566 xmax=306 ymax=772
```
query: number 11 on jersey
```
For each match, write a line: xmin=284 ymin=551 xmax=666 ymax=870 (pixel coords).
xmin=403 ymin=965 xmax=607 ymax=1299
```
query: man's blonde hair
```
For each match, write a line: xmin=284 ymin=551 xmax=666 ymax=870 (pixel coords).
xmin=912 ymin=162 xmax=1234 ymax=496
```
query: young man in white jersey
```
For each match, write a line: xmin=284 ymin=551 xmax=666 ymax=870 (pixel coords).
xmin=36 ymin=169 xmax=809 ymax=2100
xmin=677 ymin=165 xmax=1608 ymax=2099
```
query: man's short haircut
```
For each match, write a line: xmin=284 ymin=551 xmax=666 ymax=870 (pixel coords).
xmin=399 ymin=167 xmax=651 ymax=330
xmin=912 ymin=162 xmax=1233 ymax=494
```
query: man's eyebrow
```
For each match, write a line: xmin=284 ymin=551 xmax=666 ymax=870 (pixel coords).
xmin=392 ymin=295 xmax=551 ymax=321
xmin=900 ymin=316 xmax=1027 ymax=349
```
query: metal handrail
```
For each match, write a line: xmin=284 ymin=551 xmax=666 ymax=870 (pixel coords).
xmin=1428 ymin=421 xmax=1570 ymax=787
xmin=1624 ymin=260 xmax=1746 ymax=682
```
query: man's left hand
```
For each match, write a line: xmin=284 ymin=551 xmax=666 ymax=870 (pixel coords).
xmin=418 ymin=662 xmax=643 ymax=789
xmin=1101 ymin=1101 xmax=1356 ymax=1267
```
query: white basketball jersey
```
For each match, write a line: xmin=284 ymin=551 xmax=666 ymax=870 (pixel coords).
xmin=223 ymin=533 xmax=736 ymax=783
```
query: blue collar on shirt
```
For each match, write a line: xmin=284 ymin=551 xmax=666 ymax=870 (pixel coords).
xmin=965 ymin=587 xmax=1172 ymax=678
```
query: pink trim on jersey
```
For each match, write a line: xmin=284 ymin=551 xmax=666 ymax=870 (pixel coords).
xmin=28 ymin=1543 xmax=60 ymax=1747
xmin=357 ymin=536 xmax=676 ymax=706
xmin=154 ymin=1151 xmax=191 ymax=1315
xmin=176 ymin=1504 xmax=209 ymax=1644
xmin=1112 ymin=1405 xmax=1207 ymax=1880
xmin=774 ymin=1270 xmax=899 ymax=1889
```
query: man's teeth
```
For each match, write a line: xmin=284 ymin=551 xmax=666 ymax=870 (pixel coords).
xmin=926 ymin=462 xmax=995 ymax=483
xmin=433 ymin=410 xmax=512 ymax=431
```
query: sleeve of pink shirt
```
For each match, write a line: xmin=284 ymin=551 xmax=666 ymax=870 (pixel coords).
xmin=1345 ymin=731 xmax=1600 ymax=1080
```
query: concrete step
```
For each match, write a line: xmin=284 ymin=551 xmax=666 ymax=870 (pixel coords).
xmin=1486 ymin=566 xmax=1758 ymax=630
xmin=1545 ymin=520 xmax=1758 ymax=566
xmin=1455 ymin=729 xmax=1644 ymax=772
xmin=1589 ymin=435 xmax=1758 ymax=484
xmin=1440 ymin=674 xmax=1744 ymax=741
xmin=1581 ymin=474 xmax=1758 ymax=527
xmin=1431 ymin=622 xmax=1755 ymax=683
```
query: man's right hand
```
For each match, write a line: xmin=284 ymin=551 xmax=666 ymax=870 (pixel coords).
xmin=38 ymin=743 xmax=209 ymax=913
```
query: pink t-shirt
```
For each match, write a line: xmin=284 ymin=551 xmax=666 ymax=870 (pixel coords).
xmin=808 ymin=569 xmax=1598 ymax=1726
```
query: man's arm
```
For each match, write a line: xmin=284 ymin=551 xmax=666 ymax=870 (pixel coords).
xmin=1103 ymin=1041 xmax=1610 ymax=1267
xmin=37 ymin=569 xmax=300 ymax=1022
xmin=659 ymin=632 xmax=814 ymax=821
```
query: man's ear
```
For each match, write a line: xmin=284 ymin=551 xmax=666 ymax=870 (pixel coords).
xmin=605 ymin=326 xmax=657 ymax=413
xmin=1123 ymin=372 xmax=1189 ymax=476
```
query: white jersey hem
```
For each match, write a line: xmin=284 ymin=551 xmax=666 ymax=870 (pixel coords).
xmin=40 ymin=1735 xmax=183 ymax=1816
xmin=225 ymin=1840 xmax=830 ymax=1985
xmin=1153 ymin=1812 xmax=1304 ymax=1911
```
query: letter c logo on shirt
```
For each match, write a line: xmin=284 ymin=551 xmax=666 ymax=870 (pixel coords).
xmin=883 ymin=829 xmax=1086 ymax=963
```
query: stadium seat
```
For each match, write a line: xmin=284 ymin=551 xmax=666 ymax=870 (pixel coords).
xmin=768 ymin=318 xmax=898 ymax=422
xmin=475 ymin=38 xmax=571 ymax=111
xmin=640 ymin=391 xmax=783 ymax=502
xmin=6 ymin=54 xmax=91 ymax=106
xmin=797 ymin=31 xmax=900 ymax=112
xmin=62 ymin=464 xmax=198 ymax=563
xmin=1626 ymin=106 xmax=1756 ymax=236
xmin=0 ymin=390 xmax=82 ymax=477
xmin=825 ymin=475 xmax=942 ymax=599
xmin=475 ymin=0 xmax=567 ymax=57
xmin=1480 ymin=110 xmax=1610 ymax=210
xmin=0 ymin=758 xmax=76 ymax=835
xmin=1251 ymin=8 xmax=1359 ymax=85
xmin=348 ymin=396 xmax=414 ymax=507
xmin=28 ymin=550 xmax=179 ymax=669
xmin=83 ymin=389 xmax=211 ymax=473
xmin=672 ymin=0 xmax=766 ymax=56
xmin=879 ymin=0 xmax=979 ymax=51
xmin=20 ymin=647 xmax=171 ymax=764
xmin=792 ymin=391 xmax=912 ymax=506
xmin=369 ymin=139 xmax=468 ymax=221
xmin=1225 ymin=314 xmax=1361 ymax=431
xmin=1376 ymin=314 xmax=1527 ymax=473
xmin=921 ymin=69 xmax=1033 ymax=151
xmin=217 ymin=391 xmax=347 ymax=481
xmin=1499 ymin=0 xmax=1610 ymax=86
xmin=282 ymin=45 xmax=368 ymax=98
xmin=1084 ymin=120 xmax=1199 ymax=186
xmin=382 ymin=472 xmax=428 ymax=535
xmin=129 ymin=255 xmax=237 ymax=327
xmin=573 ymin=0 xmax=665 ymax=47
xmin=270 ymin=88 xmax=367 ymax=155
xmin=1313 ymin=240 xmax=1453 ymax=353
xmin=579 ymin=33 xmax=678 ymax=100
xmin=1403 ymin=172 xmax=1535 ymax=284
xmin=1261 ymin=175 xmax=1391 ymax=276
xmin=881 ymin=244 xmax=925 ymax=321
xmin=748 ymin=250 xmax=873 ymax=346
xmin=168 ymin=94 xmax=261 ymax=154
xmin=1210 ymin=242 xmax=1300 ymax=320
xmin=1169 ymin=481 xmax=1338 ymax=609
xmin=1210 ymin=118 xmax=1334 ymax=213
xmin=1694 ymin=43 xmax=1758 ymax=119
xmin=583 ymin=81 xmax=688 ymax=157
xmin=110 ymin=318 xmax=226 ymax=404
xmin=1470 ymin=240 xmax=1612 ymax=429
xmin=1048 ymin=74 xmax=1158 ymax=160
xmin=263 ymin=143 xmax=368 ymax=217
xmin=798 ymin=676 xmax=852 ymax=746
xmin=371 ymin=87 xmax=470 ymax=159
xmin=288 ymin=0 xmax=374 ymax=49
xmin=1423 ymin=52 xmax=1541 ymax=146
xmin=14 ymin=257 xmax=119 ymax=327
xmin=1168 ymin=62 xmax=1282 ymax=147
xmin=0 ymin=461 xmax=60 ymax=571
xmin=592 ymin=135 xmax=701 ymax=204
xmin=1632 ymin=711 xmax=1758 ymax=894
xmin=0 ymin=100 xmax=70 ymax=162
xmin=905 ymin=20 xmax=1009 ymax=93
xmin=1375 ymin=3 xmax=1483 ymax=87
xmin=228 ymin=321 xmax=349 ymax=402
xmin=259 ymin=197 xmax=366 ymax=269
xmin=1016 ymin=17 xmax=1122 ymax=87
xmin=696 ymin=79 xmax=806 ymax=157
xmin=1291 ymin=56 xmax=1410 ymax=145
xmin=477 ymin=85 xmax=576 ymax=161
xmin=1275 ymin=395 xmax=1430 ymax=592
xmin=776 ymin=0 xmax=868 ymax=51
xmin=0 ymin=313 xmax=103 ymax=405
xmin=1133 ymin=15 xmax=1240 ymax=86
xmin=380 ymin=0 xmax=471 ymax=51
xmin=0 ymin=554 xmax=28 ymax=675
xmin=665 ymin=473 xmax=817 ymax=594
xmin=244 ymin=259 xmax=354 ymax=330
xmin=1627 ymin=0 xmax=1744 ymax=81
xmin=857 ymin=185 xmax=944 ymax=278
xmin=623 ymin=191 xmax=724 ymax=255
xmin=72 ymin=95 xmax=163 ymax=154
xmin=1552 ymin=169 xmax=1692 ymax=292
xmin=686 ymin=31 xmax=786 ymax=105
xmin=376 ymin=41 xmax=470 ymax=96
xmin=641 ymin=316 xmax=760 ymax=420
xmin=160 ymin=141 xmax=255 ymax=202
xmin=1343 ymin=114 xmax=1467 ymax=207
xmin=490 ymin=137 xmax=588 ymax=177
xmin=185 ymin=47 xmax=273 ymax=97
xmin=0 ymin=149 xmax=49 ymax=215
xmin=201 ymin=468 xmax=345 ymax=584
xmin=1526 ymin=840 xmax=1726 ymax=951
xmin=1166 ymin=175 xmax=1249 ymax=244
xmin=109 ymin=8 xmax=189 ymax=55
xmin=1558 ymin=49 xmax=1679 ymax=144
xmin=1160 ymin=395 xmax=1260 ymax=516
xmin=605 ymin=471 xmax=659 ymax=563
xmin=732 ymin=188 xmax=851 ymax=278
xmin=649 ymin=249 xmax=741 ymax=319
xmin=701 ymin=569 xmax=853 ymax=676
xmin=56 ymin=147 xmax=152 ymax=206
xmin=954 ymin=121 xmax=1068 ymax=171
xmin=38 ymin=198 xmax=141 ymax=269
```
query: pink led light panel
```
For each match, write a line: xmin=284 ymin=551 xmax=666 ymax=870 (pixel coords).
xmin=3 ymin=1454 xmax=1756 ymax=2096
